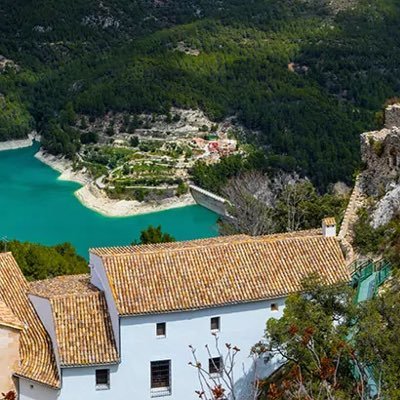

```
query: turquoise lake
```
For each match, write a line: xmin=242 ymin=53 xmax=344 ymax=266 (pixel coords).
xmin=0 ymin=144 xmax=218 ymax=257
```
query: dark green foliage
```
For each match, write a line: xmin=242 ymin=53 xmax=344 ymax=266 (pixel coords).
xmin=274 ymin=181 xmax=347 ymax=231
xmin=7 ymin=240 xmax=88 ymax=281
xmin=355 ymin=281 xmax=400 ymax=399
xmin=1 ymin=0 xmax=400 ymax=187
xmin=191 ymin=155 xmax=245 ymax=193
xmin=353 ymin=209 xmax=400 ymax=268
xmin=41 ymin=121 xmax=81 ymax=158
xmin=262 ymin=276 xmax=359 ymax=398
xmin=130 ymin=136 xmax=139 ymax=147
xmin=80 ymin=130 xmax=99 ymax=144
xmin=0 ymin=95 xmax=32 ymax=141
xmin=219 ymin=177 xmax=347 ymax=236
xmin=262 ymin=274 xmax=400 ymax=399
xmin=176 ymin=181 xmax=188 ymax=196
xmin=135 ymin=225 xmax=176 ymax=245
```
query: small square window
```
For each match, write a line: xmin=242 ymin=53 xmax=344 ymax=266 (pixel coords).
xmin=156 ymin=322 xmax=166 ymax=337
xmin=95 ymin=369 xmax=110 ymax=390
xmin=210 ymin=317 xmax=220 ymax=332
xmin=209 ymin=357 xmax=223 ymax=375
xmin=271 ymin=303 xmax=279 ymax=312
xmin=151 ymin=360 xmax=171 ymax=397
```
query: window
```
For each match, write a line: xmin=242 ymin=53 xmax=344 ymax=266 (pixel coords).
xmin=210 ymin=317 xmax=220 ymax=332
xmin=156 ymin=322 xmax=166 ymax=337
xmin=95 ymin=369 xmax=110 ymax=390
xmin=271 ymin=303 xmax=279 ymax=312
xmin=151 ymin=360 xmax=171 ymax=397
xmin=209 ymin=357 xmax=223 ymax=376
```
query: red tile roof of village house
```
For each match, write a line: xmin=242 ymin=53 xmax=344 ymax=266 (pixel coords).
xmin=90 ymin=230 xmax=349 ymax=316
xmin=323 ymin=217 xmax=336 ymax=226
xmin=29 ymin=274 xmax=119 ymax=367
xmin=0 ymin=253 xmax=60 ymax=388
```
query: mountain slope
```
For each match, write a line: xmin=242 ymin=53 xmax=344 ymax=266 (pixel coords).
xmin=1 ymin=0 xmax=400 ymax=189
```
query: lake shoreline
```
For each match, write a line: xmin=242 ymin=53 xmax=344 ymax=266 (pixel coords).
xmin=35 ymin=149 xmax=196 ymax=217
xmin=0 ymin=145 xmax=217 ymax=256
xmin=0 ymin=133 xmax=39 ymax=152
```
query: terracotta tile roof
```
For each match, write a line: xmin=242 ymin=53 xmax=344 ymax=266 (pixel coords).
xmin=29 ymin=274 xmax=97 ymax=298
xmin=92 ymin=232 xmax=349 ymax=316
xmin=0 ymin=299 xmax=23 ymax=330
xmin=90 ymin=235 xmax=250 ymax=256
xmin=323 ymin=217 xmax=336 ymax=226
xmin=0 ymin=253 xmax=59 ymax=388
xmin=29 ymin=275 xmax=119 ymax=367
xmin=90 ymin=230 xmax=322 ymax=257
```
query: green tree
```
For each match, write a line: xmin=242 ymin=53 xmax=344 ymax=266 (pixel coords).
xmin=262 ymin=277 xmax=366 ymax=399
xmin=130 ymin=136 xmax=139 ymax=147
xmin=7 ymin=241 xmax=87 ymax=281
xmin=355 ymin=282 xmax=400 ymax=398
xmin=274 ymin=181 xmax=346 ymax=232
xmin=135 ymin=225 xmax=176 ymax=245
xmin=176 ymin=181 xmax=188 ymax=197
xmin=60 ymin=102 xmax=76 ymax=126
xmin=220 ymin=173 xmax=347 ymax=236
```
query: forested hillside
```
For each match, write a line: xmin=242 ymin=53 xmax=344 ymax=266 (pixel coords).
xmin=1 ymin=0 xmax=400 ymax=189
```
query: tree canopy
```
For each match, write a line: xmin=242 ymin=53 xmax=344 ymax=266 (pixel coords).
xmin=1 ymin=0 xmax=400 ymax=188
xmin=261 ymin=275 xmax=400 ymax=399
xmin=7 ymin=240 xmax=88 ymax=281
xmin=134 ymin=225 xmax=176 ymax=245
xmin=262 ymin=277 xmax=359 ymax=399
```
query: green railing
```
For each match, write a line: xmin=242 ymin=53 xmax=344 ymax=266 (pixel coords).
xmin=352 ymin=258 xmax=391 ymax=304
xmin=349 ymin=259 xmax=391 ymax=398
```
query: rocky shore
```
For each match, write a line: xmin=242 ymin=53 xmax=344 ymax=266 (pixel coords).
xmin=34 ymin=149 xmax=196 ymax=217
xmin=34 ymin=150 xmax=90 ymax=186
xmin=75 ymin=184 xmax=195 ymax=217
xmin=0 ymin=133 xmax=39 ymax=152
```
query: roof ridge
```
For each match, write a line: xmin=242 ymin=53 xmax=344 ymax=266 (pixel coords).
xmin=30 ymin=290 xmax=101 ymax=300
xmin=49 ymin=290 xmax=101 ymax=300
xmin=93 ymin=230 xmax=323 ymax=258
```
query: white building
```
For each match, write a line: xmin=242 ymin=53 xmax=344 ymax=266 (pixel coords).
xmin=0 ymin=226 xmax=349 ymax=400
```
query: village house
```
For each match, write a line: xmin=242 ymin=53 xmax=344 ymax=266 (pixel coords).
xmin=0 ymin=221 xmax=349 ymax=400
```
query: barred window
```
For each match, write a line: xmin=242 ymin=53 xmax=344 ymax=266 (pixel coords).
xmin=151 ymin=360 xmax=171 ymax=397
xmin=95 ymin=369 xmax=110 ymax=390
xmin=210 ymin=317 xmax=220 ymax=331
xmin=156 ymin=322 xmax=166 ymax=337
xmin=209 ymin=357 xmax=222 ymax=375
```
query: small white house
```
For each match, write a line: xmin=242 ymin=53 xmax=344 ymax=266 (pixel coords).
xmin=0 ymin=225 xmax=349 ymax=400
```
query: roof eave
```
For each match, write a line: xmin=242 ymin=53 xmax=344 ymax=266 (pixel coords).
xmin=13 ymin=373 xmax=61 ymax=390
xmin=60 ymin=358 xmax=121 ymax=369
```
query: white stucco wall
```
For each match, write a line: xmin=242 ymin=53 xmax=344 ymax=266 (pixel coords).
xmin=19 ymin=378 xmax=59 ymax=400
xmin=89 ymin=254 xmax=120 ymax=350
xmin=58 ymin=298 xmax=285 ymax=400
xmin=28 ymin=295 xmax=60 ymax=370
xmin=58 ymin=365 xmax=119 ymax=400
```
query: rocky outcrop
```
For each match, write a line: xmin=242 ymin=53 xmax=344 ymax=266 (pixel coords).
xmin=359 ymin=103 xmax=400 ymax=228
xmin=385 ymin=104 xmax=400 ymax=129
xmin=371 ymin=184 xmax=400 ymax=228
xmin=360 ymin=126 xmax=400 ymax=197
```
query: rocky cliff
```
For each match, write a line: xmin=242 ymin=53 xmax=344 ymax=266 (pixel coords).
xmin=359 ymin=104 xmax=400 ymax=227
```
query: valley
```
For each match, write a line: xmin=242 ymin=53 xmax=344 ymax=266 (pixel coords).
xmin=1 ymin=0 xmax=400 ymax=190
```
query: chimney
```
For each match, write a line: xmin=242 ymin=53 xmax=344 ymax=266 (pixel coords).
xmin=384 ymin=103 xmax=400 ymax=129
xmin=322 ymin=217 xmax=336 ymax=238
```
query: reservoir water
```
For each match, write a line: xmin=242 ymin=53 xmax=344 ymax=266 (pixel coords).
xmin=0 ymin=144 xmax=218 ymax=257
